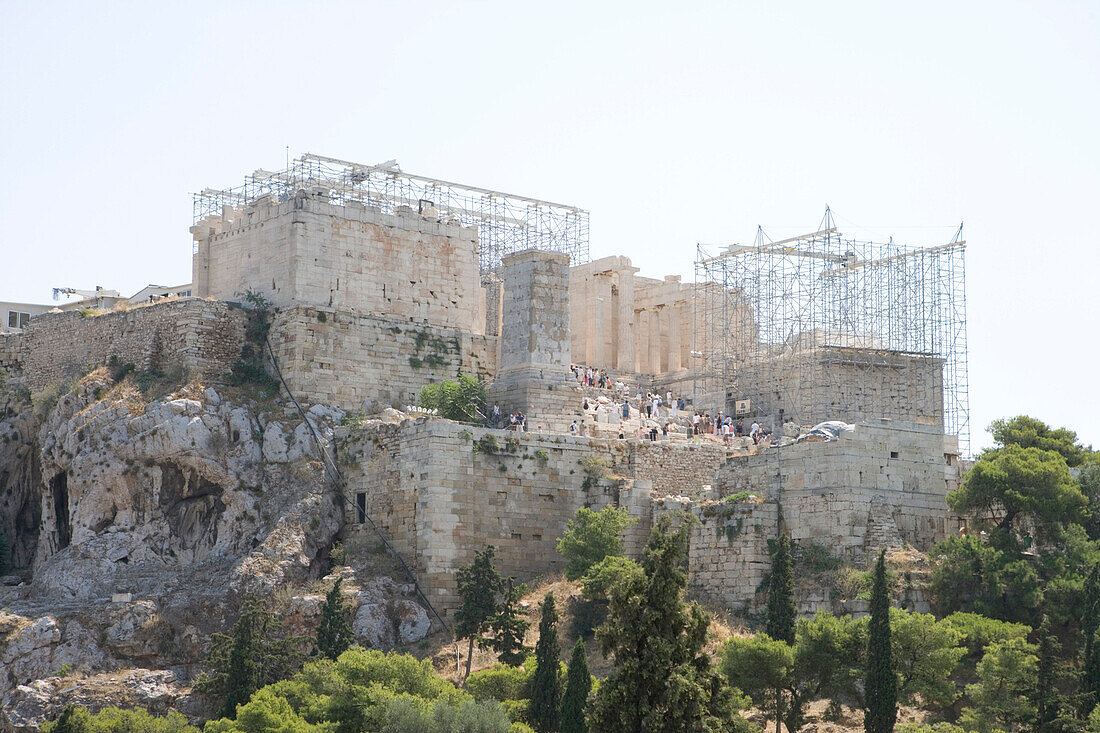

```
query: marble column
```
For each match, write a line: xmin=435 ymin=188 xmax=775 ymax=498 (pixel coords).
xmin=668 ymin=302 xmax=682 ymax=372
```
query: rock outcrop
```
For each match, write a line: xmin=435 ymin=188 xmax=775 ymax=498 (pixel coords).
xmin=0 ymin=373 xmax=431 ymax=729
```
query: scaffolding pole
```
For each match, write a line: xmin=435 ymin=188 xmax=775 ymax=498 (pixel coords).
xmin=693 ymin=209 xmax=970 ymax=455
xmin=193 ymin=153 xmax=590 ymax=273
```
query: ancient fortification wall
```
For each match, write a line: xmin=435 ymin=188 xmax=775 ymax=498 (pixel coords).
xmin=343 ymin=422 xmax=639 ymax=614
xmin=718 ymin=420 xmax=959 ymax=559
xmin=192 ymin=191 xmax=485 ymax=333
xmin=340 ymin=417 xmax=958 ymax=616
xmin=0 ymin=333 xmax=21 ymax=381
xmin=269 ymin=306 xmax=497 ymax=413
xmin=4 ymin=299 xmax=246 ymax=392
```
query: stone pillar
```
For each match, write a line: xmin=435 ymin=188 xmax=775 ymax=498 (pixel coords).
xmin=490 ymin=250 xmax=581 ymax=431
xmin=635 ymin=309 xmax=649 ymax=374
xmin=649 ymin=306 xmax=663 ymax=375
xmin=668 ymin=302 xmax=682 ymax=372
xmin=590 ymin=273 xmax=608 ymax=366
xmin=616 ymin=266 xmax=637 ymax=372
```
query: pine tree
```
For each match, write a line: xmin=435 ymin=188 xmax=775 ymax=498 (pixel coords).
xmin=561 ymin=638 xmax=591 ymax=733
xmin=1035 ymin=615 xmax=1060 ymax=733
xmin=1083 ymin=564 xmax=1100 ymax=712
xmin=865 ymin=549 xmax=897 ymax=733
xmin=529 ymin=592 xmax=563 ymax=733
xmin=766 ymin=533 xmax=796 ymax=645
xmin=316 ymin=577 xmax=354 ymax=660
xmin=456 ymin=545 xmax=503 ymax=680
xmin=589 ymin=512 xmax=738 ymax=732
xmin=489 ymin=577 xmax=530 ymax=666
xmin=194 ymin=598 xmax=308 ymax=718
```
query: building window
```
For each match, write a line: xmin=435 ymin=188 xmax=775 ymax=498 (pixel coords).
xmin=355 ymin=492 xmax=367 ymax=524
xmin=7 ymin=311 xmax=30 ymax=329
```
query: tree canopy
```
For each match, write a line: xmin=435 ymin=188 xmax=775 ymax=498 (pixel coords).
xmin=947 ymin=444 xmax=1086 ymax=534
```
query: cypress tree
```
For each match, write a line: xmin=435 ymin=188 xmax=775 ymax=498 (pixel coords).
xmin=529 ymin=592 xmax=563 ymax=733
xmin=1035 ymin=615 xmax=1060 ymax=733
xmin=865 ymin=549 xmax=897 ymax=733
xmin=561 ymin=638 xmax=591 ymax=733
xmin=316 ymin=577 xmax=354 ymax=660
xmin=766 ymin=533 xmax=796 ymax=645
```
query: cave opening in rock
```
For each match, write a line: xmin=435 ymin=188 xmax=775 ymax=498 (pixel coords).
xmin=50 ymin=472 xmax=71 ymax=549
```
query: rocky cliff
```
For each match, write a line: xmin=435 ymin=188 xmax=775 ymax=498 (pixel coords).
xmin=0 ymin=370 xmax=430 ymax=730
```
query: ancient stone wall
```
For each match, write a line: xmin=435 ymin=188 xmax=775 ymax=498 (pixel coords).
xmin=717 ymin=420 xmax=960 ymax=561
xmin=342 ymin=422 xmax=638 ymax=615
xmin=731 ymin=347 xmax=945 ymax=430
xmin=597 ymin=440 xmax=730 ymax=499
xmin=685 ymin=498 xmax=778 ymax=611
xmin=7 ymin=300 xmax=246 ymax=392
xmin=0 ymin=333 xmax=22 ymax=383
xmin=268 ymin=306 xmax=497 ymax=413
xmin=192 ymin=191 xmax=485 ymax=333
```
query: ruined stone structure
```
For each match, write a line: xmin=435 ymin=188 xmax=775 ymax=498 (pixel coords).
xmin=0 ymin=299 xmax=246 ymax=393
xmin=192 ymin=192 xmax=484 ymax=333
xmin=0 ymin=157 xmax=969 ymax=634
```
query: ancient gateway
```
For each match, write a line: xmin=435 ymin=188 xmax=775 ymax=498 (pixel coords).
xmin=1 ymin=154 xmax=969 ymax=617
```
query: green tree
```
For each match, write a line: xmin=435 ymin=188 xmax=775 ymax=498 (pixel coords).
xmin=195 ymin=598 xmax=309 ymax=718
xmin=1034 ymin=616 xmax=1060 ymax=733
xmin=721 ymin=633 xmax=794 ymax=733
xmin=766 ymin=534 xmax=796 ymax=645
xmin=889 ymin=609 xmax=964 ymax=711
xmin=489 ymin=578 xmax=531 ymax=667
xmin=456 ymin=546 xmax=505 ymax=680
xmin=561 ymin=639 xmax=591 ymax=733
xmin=960 ymin=637 xmax=1039 ymax=733
xmin=589 ymin=512 xmax=743 ymax=732
xmin=42 ymin=706 xmax=198 ymax=733
xmin=556 ymin=506 xmax=636 ymax=581
xmin=316 ymin=577 xmax=354 ymax=661
xmin=989 ymin=416 xmax=1091 ymax=468
xmin=930 ymin=535 xmax=1042 ymax=624
xmin=382 ymin=697 xmax=515 ymax=732
xmin=1084 ymin=565 xmax=1100 ymax=713
xmin=947 ymin=445 xmax=1086 ymax=537
xmin=418 ymin=374 xmax=487 ymax=422
xmin=205 ymin=649 xmax=469 ymax=733
xmin=49 ymin=706 xmax=89 ymax=733
xmin=529 ymin=593 xmax=562 ymax=733
xmin=865 ymin=550 xmax=897 ymax=733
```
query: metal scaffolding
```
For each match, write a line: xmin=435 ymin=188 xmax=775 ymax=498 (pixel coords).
xmin=193 ymin=153 xmax=589 ymax=273
xmin=693 ymin=208 xmax=969 ymax=454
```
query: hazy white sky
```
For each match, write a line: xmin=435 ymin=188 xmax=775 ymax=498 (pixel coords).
xmin=1 ymin=1 xmax=1097 ymax=451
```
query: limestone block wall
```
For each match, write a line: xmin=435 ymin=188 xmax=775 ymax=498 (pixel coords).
xmin=491 ymin=250 xmax=580 ymax=432
xmin=717 ymin=420 xmax=960 ymax=561
xmin=732 ymin=347 xmax=945 ymax=430
xmin=7 ymin=299 xmax=246 ymax=392
xmin=192 ymin=191 xmax=484 ymax=333
xmin=269 ymin=306 xmax=497 ymax=413
xmin=686 ymin=499 xmax=778 ymax=611
xmin=597 ymin=441 xmax=730 ymax=499
xmin=342 ymin=422 xmax=636 ymax=615
xmin=0 ymin=333 xmax=21 ymax=383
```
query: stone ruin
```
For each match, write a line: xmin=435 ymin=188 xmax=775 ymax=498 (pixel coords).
xmin=0 ymin=165 xmax=966 ymax=622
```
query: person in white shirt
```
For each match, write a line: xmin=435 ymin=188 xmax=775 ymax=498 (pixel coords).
xmin=569 ymin=420 xmax=578 ymax=435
